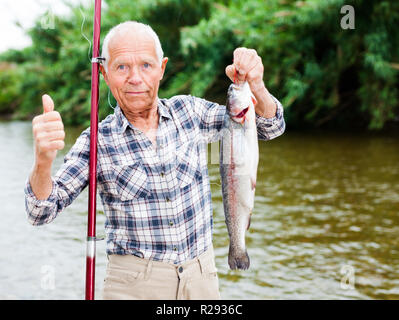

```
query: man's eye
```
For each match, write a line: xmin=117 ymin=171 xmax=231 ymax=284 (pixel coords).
xmin=117 ymin=65 xmax=127 ymax=70
xmin=143 ymin=63 xmax=150 ymax=69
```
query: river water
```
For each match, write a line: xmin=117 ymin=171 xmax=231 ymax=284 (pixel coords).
xmin=0 ymin=121 xmax=398 ymax=300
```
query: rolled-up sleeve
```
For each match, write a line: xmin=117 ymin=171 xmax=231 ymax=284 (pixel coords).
xmin=255 ymin=94 xmax=286 ymax=141
xmin=24 ymin=128 xmax=90 ymax=225
xmin=24 ymin=177 xmax=59 ymax=225
xmin=192 ymin=93 xmax=285 ymax=143
xmin=191 ymin=95 xmax=227 ymax=144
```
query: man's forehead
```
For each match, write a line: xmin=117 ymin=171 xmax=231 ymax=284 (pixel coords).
xmin=110 ymin=30 xmax=155 ymax=50
xmin=108 ymin=32 xmax=158 ymax=63
xmin=111 ymin=53 xmax=157 ymax=64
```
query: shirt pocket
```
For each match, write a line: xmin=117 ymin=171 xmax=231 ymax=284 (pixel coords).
xmin=175 ymin=140 xmax=201 ymax=189
xmin=111 ymin=163 xmax=150 ymax=201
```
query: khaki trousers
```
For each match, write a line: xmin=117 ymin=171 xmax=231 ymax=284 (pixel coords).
xmin=102 ymin=247 xmax=221 ymax=300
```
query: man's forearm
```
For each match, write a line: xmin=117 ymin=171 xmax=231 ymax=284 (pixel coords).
xmin=251 ymin=81 xmax=277 ymax=119
xmin=29 ymin=162 xmax=53 ymax=200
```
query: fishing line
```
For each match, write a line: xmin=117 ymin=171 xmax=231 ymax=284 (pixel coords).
xmin=233 ymin=68 xmax=237 ymax=84
xmin=80 ymin=6 xmax=114 ymax=112
xmin=107 ymin=88 xmax=115 ymax=110
xmin=79 ymin=7 xmax=92 ymax=63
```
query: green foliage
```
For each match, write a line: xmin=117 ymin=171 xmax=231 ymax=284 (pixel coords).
xmin=0 ymin=0 xmax=398 ymax=130
xmin=0 ymin=62 xmax=21 ymax=114
xmin=176 ymin=0 xmax=399 ymax=129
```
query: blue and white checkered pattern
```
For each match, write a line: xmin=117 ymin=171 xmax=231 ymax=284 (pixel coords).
xmin=25 ymin=94 xmax=285 ymax=264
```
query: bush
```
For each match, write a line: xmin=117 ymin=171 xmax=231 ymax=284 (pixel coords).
xmin=0 ymin=0 xmax=398 ymax=130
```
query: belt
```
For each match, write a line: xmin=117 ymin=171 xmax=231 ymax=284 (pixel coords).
xmin=107 ymin=246 xmax=216 ymax=281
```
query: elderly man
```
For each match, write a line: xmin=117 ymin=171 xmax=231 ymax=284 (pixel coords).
xmin=25 ymin=21 xmax=285 ymax=300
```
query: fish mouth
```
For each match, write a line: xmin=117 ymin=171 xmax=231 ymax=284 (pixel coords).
xmin=231 ymin=107 xmax=249 ymax=119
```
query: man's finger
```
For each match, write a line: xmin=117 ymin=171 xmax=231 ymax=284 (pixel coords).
xmin=50 ymin=140 xmax=65 ymax=150
xmin=42 ymin=94 xmax=54 ymax=114
xmin=233 ymin=47 xmax=245 ymax=71
xmin=42 ymin=111 xmax=62 ymax=122
xmin=240 ymin=52 xmax=259 ymax=75
xmin=235 ymin=68 xmax=246 ymax=83
xmin=231 ymin=66 xmax=246 ymax=83
xmin=226 ymin=65 xmax=246 ymax=84
xmin=225 ymin=65 xmax=235 ymax=82
xmin=48 ymin=130 xmax=66 ymax=142
xmin=41 ymin=120 xmax=64 ymax=132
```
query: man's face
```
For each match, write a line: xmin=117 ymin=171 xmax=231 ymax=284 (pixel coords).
xmin=101 ymin=31 xmax=168 ymax=114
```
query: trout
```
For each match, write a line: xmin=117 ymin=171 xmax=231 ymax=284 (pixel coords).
xmin=220 ymin=81 xmax=259 ymax=270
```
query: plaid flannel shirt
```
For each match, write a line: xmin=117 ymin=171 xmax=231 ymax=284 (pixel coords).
xmin=25 ymin=94 xmax=285 ymax=264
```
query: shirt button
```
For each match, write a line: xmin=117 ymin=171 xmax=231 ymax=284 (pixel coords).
xmin=166 ymin=197 xmax=170 ymax=202
xmin=169 ymin=221 xmax=174 ymax=226
xmin=178 ymin=266 xmax=183 ymax=273
xmin=160 ymin=172 xmax=165 ymax=177
xmin=173 ymin=246 xmax=177 ymax=251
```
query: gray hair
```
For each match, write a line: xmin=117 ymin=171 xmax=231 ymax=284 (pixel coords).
xmin=101 ymin=21 xmax=164 ymax=72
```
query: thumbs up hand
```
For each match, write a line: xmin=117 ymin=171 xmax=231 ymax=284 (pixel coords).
xmin=32 ymin=94 xmax=65 ymax=165
xmin=42 ymin=94 xmax=54 ymax=113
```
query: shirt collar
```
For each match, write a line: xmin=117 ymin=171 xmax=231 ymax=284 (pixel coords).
xmin=114 ymin=104 xmax=130 ymax=134
xmin=157 ymin=98 xmax=172 ymax=121
xmin=114 ymin=98 xmax=172 ymax=134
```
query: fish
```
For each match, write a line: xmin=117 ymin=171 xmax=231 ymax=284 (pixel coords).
xmin=220 ymin=81 xmax=259 ymax=270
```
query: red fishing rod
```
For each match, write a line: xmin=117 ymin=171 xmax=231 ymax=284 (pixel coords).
xmin=85 ymin=0 xmax=102 ymax=300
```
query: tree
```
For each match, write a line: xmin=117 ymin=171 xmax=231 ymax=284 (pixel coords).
xmin=0 ymin=0 xmax=398 ymax=130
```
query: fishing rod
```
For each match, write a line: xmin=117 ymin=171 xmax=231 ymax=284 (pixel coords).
xmin=86 ymin=0 xmax=102 ymax=300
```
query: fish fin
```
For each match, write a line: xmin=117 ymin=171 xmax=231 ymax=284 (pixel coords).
xmin=228 ymin=246 xmax=250 ymax=270
xmin=251 ymin=177 xmax=256 ymax=190
xmin=251 ymin=94 xmax=257 ymax=106
xmin=247 ymin=212 xmax=252 ymax=230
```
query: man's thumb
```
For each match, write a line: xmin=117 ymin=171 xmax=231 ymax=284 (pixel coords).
xmin=42 ymin=94 xmax=54 ymax=113
xmin=225 ymin=65 xmax=235 ymax=82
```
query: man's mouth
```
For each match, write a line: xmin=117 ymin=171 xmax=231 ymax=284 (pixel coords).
xmin=126 ymin=91 xmax=146 ymax=95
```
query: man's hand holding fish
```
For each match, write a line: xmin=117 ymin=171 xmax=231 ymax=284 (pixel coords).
xmin=225 ymin=47 xmax=278 ymax=119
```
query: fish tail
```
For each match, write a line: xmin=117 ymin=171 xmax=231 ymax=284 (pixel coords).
xmin=228 ymin=245 xmax=250 ymax=270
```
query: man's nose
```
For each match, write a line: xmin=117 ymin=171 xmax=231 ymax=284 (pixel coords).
xmin=127 ymin=67 xmax=142 ymax=85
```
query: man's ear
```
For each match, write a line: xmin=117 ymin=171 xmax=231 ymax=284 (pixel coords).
xmin=99 ymin=65 xmax=109 ymax=85
xmin=160 ymin=57 xmax=168 ymax=80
